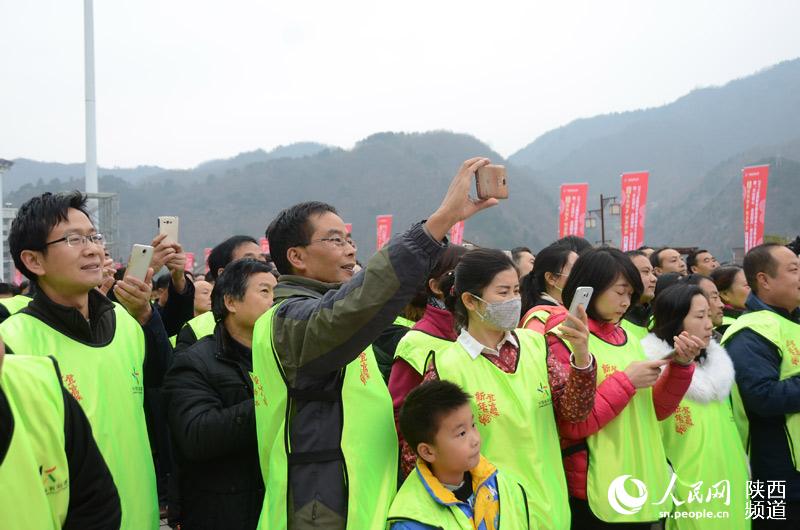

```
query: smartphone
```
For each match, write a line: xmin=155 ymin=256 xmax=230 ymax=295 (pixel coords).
xmin=125 ymin=244 xmax=154 ymax=282
xmin=476 ymin=165 xmax=509 ymax=200
xmin=563 ymin=286 xmax=593 ymax=329
xmin=158 ymin=216 xmax=179 ymax=244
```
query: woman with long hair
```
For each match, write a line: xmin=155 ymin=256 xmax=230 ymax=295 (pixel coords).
xmin=519 ymin=243 xmax=578 ymax=334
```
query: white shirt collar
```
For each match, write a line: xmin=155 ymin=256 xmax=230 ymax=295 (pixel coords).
xmin=456 ymin=328 xmax=518 ymax=360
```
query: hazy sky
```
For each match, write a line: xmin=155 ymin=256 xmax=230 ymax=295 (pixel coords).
xmin=2 ymin=0 xmax=799 ymax=169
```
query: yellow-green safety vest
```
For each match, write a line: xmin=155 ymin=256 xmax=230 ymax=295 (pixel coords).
xmin=621 ymin=318 xmax=648 ymax=342
xmin=0 ymin=355 xmax=69 ymax=530
xmin=722 ymin=310 xmax=800 ymax=471
xmin=562 ymin=329 xmax=673 ymax=523
xmin=0 ymin=304 xmax=159 ymax=529
xmin=386 ymin=464 xmax=531 ymax=530
xmin=521 ymin=307 xmax=553 ymax=329
xmin=659 ymin=382 xmax=750 ymax=529
xmin=394 ymin=316 xmax=415 ymax=328
xmin=432 ymin=329 xmax=570 ymax=530
xmin=394 ymin=329 xmax=453 ymax=375
xmin=183 ymin=310 xmax=216 ymax=343
xmin=252 ymin=301 xmax=399 ymax=529
xmin=0 ymin=295 xmax=31 ymax=316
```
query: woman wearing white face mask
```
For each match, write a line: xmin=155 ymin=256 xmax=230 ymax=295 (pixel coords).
xmin=423 ymin=248 xmax=596 ymax=530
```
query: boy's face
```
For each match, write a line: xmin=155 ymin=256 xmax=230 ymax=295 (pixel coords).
xmin=420 ymin=403 xmax=481 ymax=474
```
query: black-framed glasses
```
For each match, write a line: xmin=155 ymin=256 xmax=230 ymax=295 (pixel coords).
xmin=45 ymin=233 xmax=106 ymax=248
xmin=310 ymin=236 xmax=356 ymax=249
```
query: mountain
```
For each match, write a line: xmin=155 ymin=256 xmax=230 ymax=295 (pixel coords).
xmin=6 ymin=132 xmax=557 ymax=264
xmin=509 ymin=58 xmax=800 ymax=254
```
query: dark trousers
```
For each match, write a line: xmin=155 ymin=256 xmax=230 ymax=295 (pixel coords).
xmin=569 ymin=496 xmax=659 ymax=530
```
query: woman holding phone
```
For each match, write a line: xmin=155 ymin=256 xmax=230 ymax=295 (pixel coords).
xmin=642 ymin=283 xmax=750 ymax=529
xmin=424 ymin=248 xmax=597 ymax=529
xmin=519 ymin=242 xmax=578 ymax=334
xmin=546 ymin=247 xmax=703 ymax=528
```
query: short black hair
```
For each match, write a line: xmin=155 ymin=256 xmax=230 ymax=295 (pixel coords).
xmin=686 ymin=249 xmax=710 ymax=271
xmin=562 ymin=247 xmax=643 ymax=321
xmin=511 ymin=246 xmax=533 ymax=262
xmin=153 ymin=274 xmax=170 ymax=291
xmin=266 ymin=201 xmax=338 ymax=275
xmin=206 ymin=235 xmax=259 ymax=282
xmin=654 ymin=272 xmax=684 ymax=299
xmin=651 ymin=283 xmax=706 ymax=347
xmin=520 ymin=242 xmax=574 ymax=314
xmin=744 ymin=243 xmax=783 ymax=294
xmin=447 ymin=248 xmax=517 ymax=330
xmin=9 ymin=191 xmax=92 ymax=281
xmin=637 ymin=245 xmax=653 ymax=252
xmin=399 ymin=380 xmax=471 ymax=456
xmin=684 ymin=273 xmax=712 ymax=287
xmin=211 ymin=258 xmax=274 ymax=322
xmin=625 ymin=250 xmax=647 ymax=259
xmin=710 ymin=266 xmax=742 ymax=293
xmin=649 ymin=247 xmax=671 ymax=269
xmin=555 ymin=235 xmax=592 ymax=254
xmin=0 ymin=283 xmax=14 ymax=296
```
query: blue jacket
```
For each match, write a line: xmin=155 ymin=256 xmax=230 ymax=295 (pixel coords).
xmin=725 ymin=293 xmax=800 ymax=501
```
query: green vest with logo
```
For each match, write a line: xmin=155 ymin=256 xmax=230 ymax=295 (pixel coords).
xmin=572 ymin=330 xmax=673 ymax=523
xmin=252 ymin=301 xmax=399 ymax=529
xmin=0 ymin=295 xmax=31 ymax=316
xmin=722 ymin=310 xmax=800 ymax=471
xmin=0 ymin=355 xmax=69 ymax=530
xmin=394 ymin=329 xmax=453 ymax=375
xmin=433 ymin=329 xmax=570 ymax=530
xmin=659 ymin=390 xmax=750 ymax=529
xmin=184 ymin=310 xmax=216 ymax=343
xmin=0 ymin=304 xmax=159 ymax=529
xmin=386 ymin=467 xmax=531 ymax=530
xmin=621 ymin=318 xmax=649 ymax=342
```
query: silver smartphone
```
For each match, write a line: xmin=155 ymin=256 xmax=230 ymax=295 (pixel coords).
xmin=563 ymin=286 xmax=593 ymax=329
xmin=158 ymin=216 xmax=179 ymax=244
xmin=125 ymin=244 xmax=154 ymax=282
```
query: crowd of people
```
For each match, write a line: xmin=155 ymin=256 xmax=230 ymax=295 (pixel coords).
xmin=1 ymin=156 xmax=799 ymax=530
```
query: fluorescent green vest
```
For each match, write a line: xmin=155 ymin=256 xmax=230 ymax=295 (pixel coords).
xmin=0 ymin=355 xmax=68 ymax=530
xmin=386 ymin=466 xmax=531 ymax=530
xmin=0 ymin=305 xmax=159 ymax=529
xmin=721 ymin=315 xmax=737 ymax=328
xmin=659 ymin=391 xmax=750 ymax=529
xmin=433 ymin=329 xmax=570 ymax=530
xmin=722 ymin=310 xmax=800 ymax=471
xmin=184 ymin=310 xmax=216 ymax=342
xmin=572 ymin=331 xmax=673 ymax=523
xmin=394 ymin=329 xmax=452 ymax=375
xmin=252 ymin=302 xmax=399 ymax=529
xmin=394 ymin=316 xmax=415 ymax=328
xmin=621 ymin=318 xmax=648 ymax=342
xmin=521 ymin=307 xmax=552 ymax=329
xmin=0 ymin=295 xmax=31 ymax=316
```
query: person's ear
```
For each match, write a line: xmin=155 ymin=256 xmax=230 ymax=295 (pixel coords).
xmin=224 ymin=294 xmax=237 ymax=315
xmin=417 ymin=442 xmax=437 ymax=464
xmin=429 ymin=278 xmax=444 ymax=298
xmin=462 ymin=292 xmax=480 ymax=312
xmin=654 ymin=266 xmax=663 ymax=276
xmin=20 ymin=250 xmax=45 ymax=278
xmin=544 ymin=271 xmax=557 ymax=288
xmin=756 ymin=271 xmax=771 ymax=293
xmin=286 ymin=248 xmax=307 ymax=274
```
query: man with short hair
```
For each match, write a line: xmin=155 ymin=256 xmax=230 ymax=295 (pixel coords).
xmin=622 ymin=250 xmax=657 ymax=340
xmin=511 ymin=246 xmax=535 ymax=278
xmin=722 ymin=243 xmax=800 ymax=527
xmin=650 ymin=247 xmax=687 ymax=276
xmin=252 ymin=157 xmax=498 ymax=529
xmin=687 ymin=249 xmax=719 ymax=276
xmin=164 ymin=258 xmax=277 ymax=530
xmin=0 ymin=191 xmax=169 ymax=529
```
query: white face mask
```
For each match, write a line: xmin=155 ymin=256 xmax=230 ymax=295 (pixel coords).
xmin=472 ymin=294 xmax=522 ymax=331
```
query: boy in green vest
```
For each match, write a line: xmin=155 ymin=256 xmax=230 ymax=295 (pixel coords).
xmin=387 ymin=380 xmax=530 ymax=530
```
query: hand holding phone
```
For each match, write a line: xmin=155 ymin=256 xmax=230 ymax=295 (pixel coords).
xmin=125 ymin=244 xmax=154 ymax=282
xmin=158 ymin=216 xmax=179 ymax=244
xmin=563 ymin=286 xmax=593 ymax=329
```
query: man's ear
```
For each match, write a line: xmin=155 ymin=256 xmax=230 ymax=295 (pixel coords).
xmin=654 ymin=266 xmax=663 ymax=276
xmin=417 ymin=442 xmax=436 ymax=464
xmin=286 ymin=247 xmax=307 ymax=274
xmin=20 ymin=250 xmax=45 ymax=278
xmin=756 ymin=271 xmax=771 ymax=293
xmin=223 ymin=294 xmax=237 ymax=315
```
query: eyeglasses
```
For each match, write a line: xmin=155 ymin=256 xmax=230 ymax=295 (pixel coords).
xmin=45 ymin=233 xmax=106 ymax=248
xmin=310 ymin=237 xmax=356 ymax=249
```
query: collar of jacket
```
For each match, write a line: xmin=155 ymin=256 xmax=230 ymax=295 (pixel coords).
xmin=642 ymin=334 xmax=734 ymax=403
xmin=273 ymin=275 xmax=342 ymax=303
xmin=626 ymin=303 xmax=652 ymax=327
xmin=413 ymin=304 xmax=457 ymax=341
xmin=415 ymin=456 xmax=497 ymax=507
xmin=24 ymin=287 xmax=116 ymax=345
xmin=744 ymin=292 xmax=800 ymax=321
xmin=213 ymin=323 xmax=254 ymax=372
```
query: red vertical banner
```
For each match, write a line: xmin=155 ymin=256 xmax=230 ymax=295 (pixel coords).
xmin=185 ymin=252 xmax=195 ymax=272
xmin=345 ymin=223 xmax=353 ymax=235
xmin=203 ymin=247 xmax=212 ymax=273
xmin=449 ymin=221 xmax=465 ymax=245
xmin=742 ymin=165 xmax=769 ymax=252
xmin=620 ymin=171 xmax=650 ymax=252
xmin=376 ymin=215 xmax=393 ymax=250
xmin=559 ymin=183 xmax=588 ymax=238
xmin=260 ymin=237 xmax=270 ymax=255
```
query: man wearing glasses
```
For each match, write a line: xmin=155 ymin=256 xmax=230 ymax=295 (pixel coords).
xmin=0 ymin=191 xmax=169 ymax=529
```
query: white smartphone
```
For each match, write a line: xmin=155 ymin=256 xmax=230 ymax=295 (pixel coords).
xmin=564 ymin=286 xmax=593 ymax=329
xmin=125 ymin=244 xmax=154 ymax=282
xmin=158 ymin=216 xmax=179 ymax=244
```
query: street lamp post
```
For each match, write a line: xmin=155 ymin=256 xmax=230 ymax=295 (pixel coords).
xmin=585 ymin=193 xmax=621 ymax=246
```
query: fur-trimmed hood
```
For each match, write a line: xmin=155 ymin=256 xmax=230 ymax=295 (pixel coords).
xmin=642 ymin=334 xmax=735 ymax=403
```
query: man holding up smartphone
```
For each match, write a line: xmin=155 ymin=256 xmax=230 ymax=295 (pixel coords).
xmin=0 ymin=191 xmax=171 ymax=529
xmin=252 ymin=158 xmax=498 ymax=530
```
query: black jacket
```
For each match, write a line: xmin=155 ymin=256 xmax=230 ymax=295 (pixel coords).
xmin=163 ymin=324 xmax=263 ymax=530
